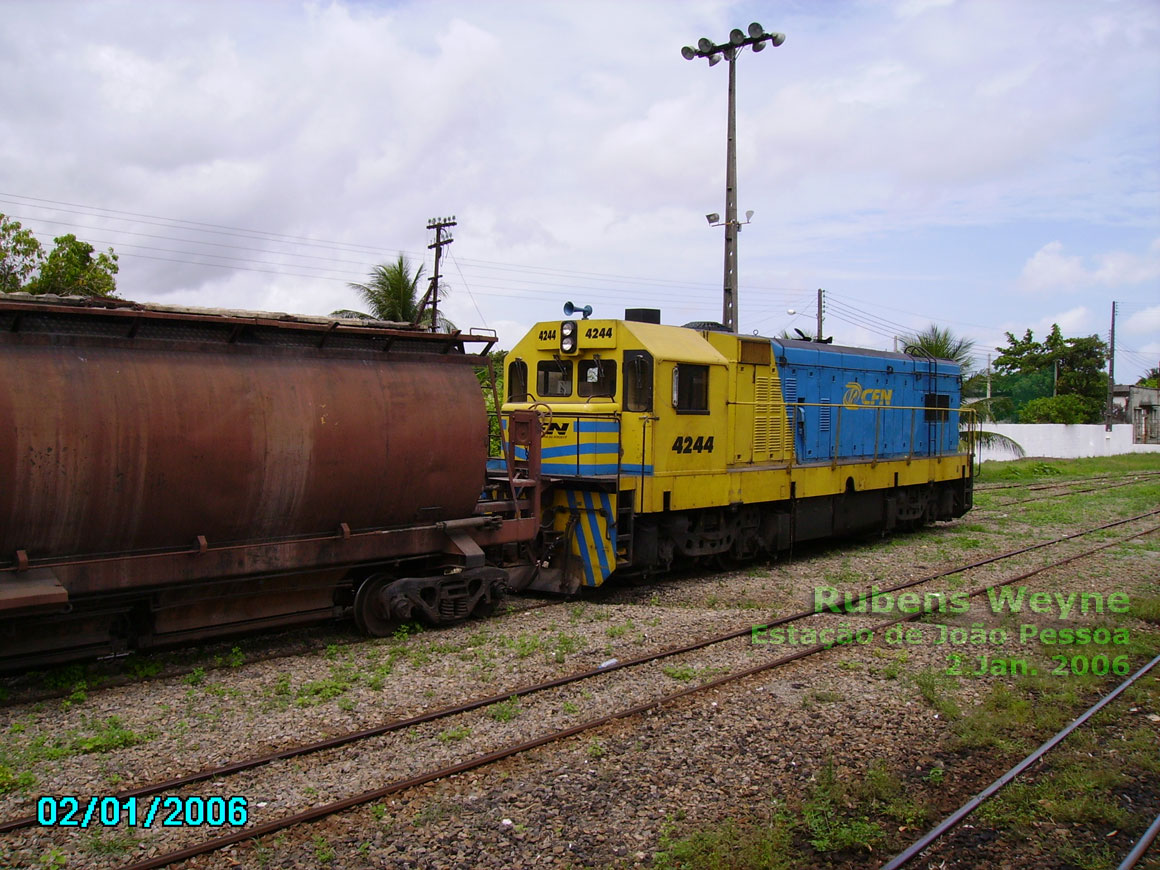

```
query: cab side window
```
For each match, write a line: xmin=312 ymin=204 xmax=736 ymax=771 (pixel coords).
xmin=624 ymin=351 xmax=653 ymax=412
xmin=537 ymin=360 xmax=573 ymax=397
xmin=507 ymin=359 xmax=529 ymax=402
xmin=672 ymin=364 xmax=709 ymax=413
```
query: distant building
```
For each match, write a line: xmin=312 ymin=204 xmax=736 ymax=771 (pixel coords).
xmin=1124 ymin=385 xmax=1159 ymax=444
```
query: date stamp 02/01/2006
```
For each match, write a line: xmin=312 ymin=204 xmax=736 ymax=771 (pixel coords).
xmin=35 ymin=795 xmax=248 ymax=829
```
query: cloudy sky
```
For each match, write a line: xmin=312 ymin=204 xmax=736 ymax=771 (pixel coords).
xmin=1 ymin=0 xmax=1157 ymax=379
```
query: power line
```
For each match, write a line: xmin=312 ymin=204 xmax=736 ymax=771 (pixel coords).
xmin=1 ymin=191 xmax=814 ymax=299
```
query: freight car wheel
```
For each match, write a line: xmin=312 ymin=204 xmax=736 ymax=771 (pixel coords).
xmin=353 ymin=574 xmax=398 ymax=637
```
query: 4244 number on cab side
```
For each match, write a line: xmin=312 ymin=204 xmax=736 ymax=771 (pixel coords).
xmin=672 ymin=435 xmax=714 ymax=454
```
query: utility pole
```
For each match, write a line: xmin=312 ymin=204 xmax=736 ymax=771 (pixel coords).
xmin=415 ymin=216 xmax=456 ymax=332
xmin=986 ymin=354 xmax=992 ymax=400
xmin=1105 ymin=300 xmax=1117 ymax=431
xmin=816 ymin=288 xmax=824 ymax=342
xmin=683 ymin=24 xmax=785 ymax=333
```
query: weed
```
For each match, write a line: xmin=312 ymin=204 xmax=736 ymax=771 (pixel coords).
xmin=662 ymin=664 xmax=696 ymax=682
xmin=83 ymin=830 xmax=138 ymax=856
xmin=370 ymin=803 xmax=387 ymax=821
xmin=226 ymin=646 xmax=245 ymax=668
xmin=802 ymin=764 xmax=885 ymax=853
xmin=586 ymin=739 xmax=605 ymax=759
xmin=562 ymin=701 xmax=580 ymax=715
xmin=126 ymin=656 xmax=162 ymax=680
xmin=313 ymin=834 xmax=336 ymax=864
xmin=488 ymin=696 xmax=521 ymax=722
xmin=1129 ymin=594 xmax=1160 ymax=624
xmin=606 ymin=620 xmax=632 ymax=639
xmin=184 ymin=667 xmax=206 ymax=687
xmin=437 ymin=725 xmax=471 ymax=743
xmin=507 ymin=633 xmax=541 ymax=658
xmin=551 ymin=633 xmax=583 ymax=664
xmin=855 ymin=761 xmax=929 ymax=828
xmin=911 ymin=669 xmax=961 ymax=719
xmin=413 ymin=799 xmax=457 ymax=827
xmin=0 ymin=764 xmax=37 ymax=795
xmin=38 ymin=847 xmax=67 ymax=869
xmin=652 ymin=806 xmax=795 ymax=870
xmin=393 ymin=621 xmax=423 ymax=641
xmin=805 ymin=690 xmax=843 ymax=705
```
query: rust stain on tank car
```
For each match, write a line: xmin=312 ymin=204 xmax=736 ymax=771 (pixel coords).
xmin=0 ymin=300 xmax=488 ymax=567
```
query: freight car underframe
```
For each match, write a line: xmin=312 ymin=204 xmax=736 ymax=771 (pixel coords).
xmin=0 ymin=412 xmax=545 ymax=671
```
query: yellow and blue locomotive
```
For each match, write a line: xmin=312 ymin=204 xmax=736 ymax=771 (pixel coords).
xmin=499 ymin=306 xmax=973 ymax=594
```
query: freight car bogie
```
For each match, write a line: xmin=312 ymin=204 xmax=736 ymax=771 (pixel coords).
xmin=351 ymin=566 xmax=506 ymax=636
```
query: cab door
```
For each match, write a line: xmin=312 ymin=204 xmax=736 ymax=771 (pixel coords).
xmin=651 ymin=360 xmax=725 ymax=510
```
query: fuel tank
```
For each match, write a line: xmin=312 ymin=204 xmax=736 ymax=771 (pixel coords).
xmin=0 ymin=297 xmax=489 ymax=565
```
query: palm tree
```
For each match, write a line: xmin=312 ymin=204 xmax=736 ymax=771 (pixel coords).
xmin=332 ymin=255 xmax=456 ymax=330
xmin=901 ymin=324 xmax=1023 ymax=458
xmin=898 ymin=323 xmax=975 ymax=367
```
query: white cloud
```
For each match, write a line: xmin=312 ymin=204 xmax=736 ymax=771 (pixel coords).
xmin=1018 ymin=238 xmax=1160 ymax=293
xmin=1123 ymin=304 xmax=1160 ymax=337
xmin=0 ymin=0 xmax=1155 ymax=363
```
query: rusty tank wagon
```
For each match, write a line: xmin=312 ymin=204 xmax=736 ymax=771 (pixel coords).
xmin=0 ymin=295 xmax=541 ymax=669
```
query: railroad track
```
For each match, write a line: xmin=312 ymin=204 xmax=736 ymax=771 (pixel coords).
xmin=974 ymin=470 xmax=1160 ymax=493
xmin=881 ymin=653 xmax=1160 ymax=870
xmin=973 ymin=473 xmax=1159 ymax=512
xmin=6 ymin=508 xmax=1156 ymax=868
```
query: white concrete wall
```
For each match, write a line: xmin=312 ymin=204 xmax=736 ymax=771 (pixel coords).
xmin=976 ymin=423 xmax=1160 ymax=463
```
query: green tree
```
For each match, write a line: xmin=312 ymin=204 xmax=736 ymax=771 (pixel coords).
xmin=899 ymin=323 xmax=976 ymax=368
xmin=1 ymin=216 xmax=119 ymax=297
xmin=28 ymin=234 xmax=119 ymax=297
xmin=994 ymin=325 xmax=1108 ymax=423
xmin=0 ymin=214 xmax=46 ymax=293
xmin=1137 ymin=368 xmax=1159 ymax=389
xmin=336 ymin=254 xmax=456 ymax=330
xmin=1020 ymin=394 xmax=1096 ymax=424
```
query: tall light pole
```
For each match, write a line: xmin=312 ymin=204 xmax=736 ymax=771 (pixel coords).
xmin=683 ymin=23 xmax=785 ymax=333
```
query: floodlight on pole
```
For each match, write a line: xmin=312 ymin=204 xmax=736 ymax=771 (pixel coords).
xmin=682 ymin=22 xmax=785 ymax=333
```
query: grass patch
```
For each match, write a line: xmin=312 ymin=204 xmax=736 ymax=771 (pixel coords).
xmin=801 ymin=763 xmax=885 ymax=853
xmin=488 ymin=696 xmax=521 ymax=722
xmin=437 ymin=725 xmax=471 ymax=743
xmin=910 ymin=669 xmax=961 ymax=719
xmin=1128 ymin=594 xmax=1160 ymax=624
xmin=653 ymin=809 xmax=795 ymax=870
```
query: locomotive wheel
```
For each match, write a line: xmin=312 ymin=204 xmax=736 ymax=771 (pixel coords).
xmin=354 ymin=574 xmax=398 ymax=637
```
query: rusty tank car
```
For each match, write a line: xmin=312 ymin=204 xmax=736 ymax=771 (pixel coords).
xmin=0 ymin=295 xmax=541 ymax=670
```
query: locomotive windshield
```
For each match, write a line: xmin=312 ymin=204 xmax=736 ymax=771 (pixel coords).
xmin=537 ymin=359 xmax=573 ymax=397
xmin=578 ymin=358 xmax=616 ymax=398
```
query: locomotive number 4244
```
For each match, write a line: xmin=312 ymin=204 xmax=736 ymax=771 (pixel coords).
xmin=672 ymin=435 xmax=715 ymax=454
